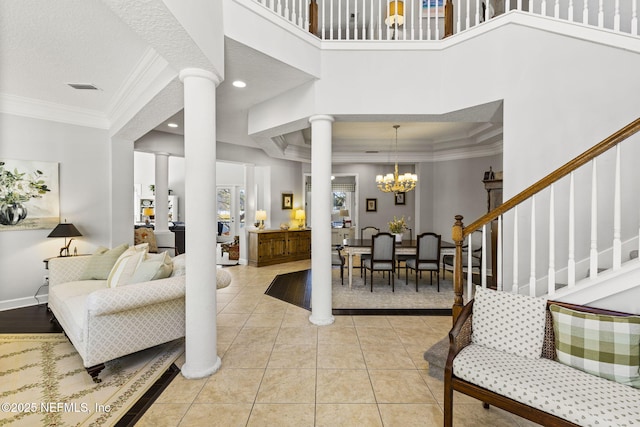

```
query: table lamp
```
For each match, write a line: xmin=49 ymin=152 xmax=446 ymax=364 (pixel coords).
xmin=48 ymin=222 xmax=82 ymax=257
xmin=142 ymin=207 xmax=154 ymax=225
xmin=339 ymin=209 xmax=350 ymax=227
xmin=295 ymin=209 xmax=306 ymax=229
xmin=255 ymin=210 xmax=267 ymax=230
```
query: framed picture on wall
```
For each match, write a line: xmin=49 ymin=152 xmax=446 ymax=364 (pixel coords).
xmin=395 ymin=192 xmax=406 ymax=205
xmin=282 ymin=193 xmax=293 ymax=210
xmin=366 ymin=198 xmax=377 ymax=212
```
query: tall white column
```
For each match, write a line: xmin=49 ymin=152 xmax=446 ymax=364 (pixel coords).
xmin=179 ymin=68 xmax=222 ymax=379
xmin=309 ymin=114 xmax=335 ymax=326
xmin=154 ymin=152 xmax=170 ymax=233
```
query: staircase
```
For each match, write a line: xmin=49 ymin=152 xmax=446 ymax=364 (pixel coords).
xmin=451 ymin=117 xmax=640 ymax=320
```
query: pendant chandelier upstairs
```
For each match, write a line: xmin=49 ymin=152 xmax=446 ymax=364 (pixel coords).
xmin=375 ymin=125 xmax=418 ymax=194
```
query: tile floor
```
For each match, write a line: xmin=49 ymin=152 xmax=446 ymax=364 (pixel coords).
xmin=138 ymin=260 xmax=539 ymax=427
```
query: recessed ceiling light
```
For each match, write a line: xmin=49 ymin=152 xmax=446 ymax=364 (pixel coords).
xmin=167 ymin=123 xmax=178 ymax=128
xmin=232 ymin=80 xmax=247 ymax=88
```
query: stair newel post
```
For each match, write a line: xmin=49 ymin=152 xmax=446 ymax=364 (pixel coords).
xmin=452 ymin=215 xmax=465 ymax=323
xmin=444 ymin=0 xmax=454 ymax=38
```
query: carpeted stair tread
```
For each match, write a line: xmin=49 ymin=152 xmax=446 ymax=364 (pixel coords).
xmin=423 ymin=335 xmax=450 ymax=381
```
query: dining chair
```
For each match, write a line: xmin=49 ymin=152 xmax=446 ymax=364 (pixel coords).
xmin=359 ymin=226 xmax=380 ymax=277
xmin=405 ymin=232 xmax=441 ymax=291
xmin=442 ymin=230 xmax=482 ymax=280
xmin=331 ymin=244 xmax=346 ymax=286
xmin=395 ymin=227 xmax=414 ymax=275
xmin=363 ymin=232 xmax=396 ymax=292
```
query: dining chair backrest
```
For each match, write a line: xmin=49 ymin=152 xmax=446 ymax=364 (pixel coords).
xmin=417 ymin=232 xmax=441 ymax=262
xmin=361 ymin=226 xmax=380 ymax=241
xmin=371 ymin=232 xmax=395 ymax=262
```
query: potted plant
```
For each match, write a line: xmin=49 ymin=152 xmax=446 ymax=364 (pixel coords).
xmin=388 ymin=216 xmax=407 ymax=242
xmin=0 ymin=161 xmax=50 ymax=225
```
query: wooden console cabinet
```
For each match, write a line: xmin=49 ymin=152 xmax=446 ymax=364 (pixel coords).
xmin=248 ymin=229 xmax=311 ymax=267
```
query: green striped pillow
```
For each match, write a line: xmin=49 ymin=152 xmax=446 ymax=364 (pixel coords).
xmin=80 ymin=244 xmax=129 ymax=280
xmin=550 ymin=304 xmax=640 ymax=388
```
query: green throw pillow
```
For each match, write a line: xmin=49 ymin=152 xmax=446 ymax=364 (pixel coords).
xmin=550 ymin=304 xmax=640 ymax=388
xmin=80 ymin=243 xmax=129 ymax=280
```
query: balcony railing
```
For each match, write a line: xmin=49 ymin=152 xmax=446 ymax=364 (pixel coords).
xmin=253 ymin=0 xmax=639 ymax=41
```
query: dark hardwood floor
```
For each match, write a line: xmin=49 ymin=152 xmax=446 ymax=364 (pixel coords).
xmin=0 ymin=304 xmax=178 ymax=426
xmin=265 ymin=269 xmax=452 ymax=316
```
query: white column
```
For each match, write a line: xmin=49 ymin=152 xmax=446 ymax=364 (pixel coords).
xmin=154 ymin=152 xmax=170 ymax=233
xmin=309 ymin=114 xmax=335 ymax=326
xmin=179 ymin=68 xmax=222 ymax=379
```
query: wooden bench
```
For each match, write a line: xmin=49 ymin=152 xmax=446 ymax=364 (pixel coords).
xmin=444 ymin=297 xmax=640 ymax=427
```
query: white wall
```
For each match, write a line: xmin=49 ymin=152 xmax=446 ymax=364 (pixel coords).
xmin=0 ymin=113 xmax=113 ymax=309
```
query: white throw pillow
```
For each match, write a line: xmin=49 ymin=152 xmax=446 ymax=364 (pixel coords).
xmin=107 ymin=248 xmax=147 ymax=288
xmin=471 ymin=286 xmax=547 ymax=360
xmin=170 ymin=254 xmax=186 ymax=277
xmin=128 ymin=252 xmax=173 ymax=284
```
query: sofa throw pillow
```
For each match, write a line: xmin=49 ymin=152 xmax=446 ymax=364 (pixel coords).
xmin=107 ymin=245 xmax=149 ymax=288
xmin=80 ymin=243 xmax=129 ymax=280
xmin=170 ymin=254 xmax=186 ymax=277
xmin=134 ymin=227 xmax=158 ymax=253
xmin=550 ymin=304 xmax=640 ymax=388
xmin=471 ymin=286 xmax=547 ymax=360
xmin=128 ymin=251 xmax=173 ymax=284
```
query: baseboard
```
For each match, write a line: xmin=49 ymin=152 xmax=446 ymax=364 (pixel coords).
xmin=0 ymin=294 xmax=48 ymax=312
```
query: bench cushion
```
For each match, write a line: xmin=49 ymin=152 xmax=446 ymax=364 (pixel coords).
xmin=453 ymin=343 xmax=640 ymax=426
xmin=472 ymin=286 xmax=547 ymax=359
xmin=550 ymin=304 xmax=640 ymax=388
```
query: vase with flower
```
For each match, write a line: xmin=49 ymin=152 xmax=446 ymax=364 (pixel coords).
xmin=0 ymin=161 xmax=51 ymax=226
xmin=388 ymin=215 xmax=407 ymax=243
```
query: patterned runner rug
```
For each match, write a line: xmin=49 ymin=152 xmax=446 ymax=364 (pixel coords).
xmin=0 ymin=334 xmax=183 ymax=426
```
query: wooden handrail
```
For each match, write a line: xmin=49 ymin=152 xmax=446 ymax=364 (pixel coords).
xmin=463 ymin=117 xmax=640 ymax=238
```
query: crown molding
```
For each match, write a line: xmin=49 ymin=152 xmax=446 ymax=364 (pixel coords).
xmin=0 ymin=93 xmax=109 ymax=129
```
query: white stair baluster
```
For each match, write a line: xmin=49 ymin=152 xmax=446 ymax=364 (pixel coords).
xmin=613 ymin=144 xmax=622 ymax=270
xmin=345 ymin=0 xmax=349 ymax=40
xmin=456 ymin=0 xmax=461 ymax=33
xmin=529 ymin=196 xmax=536 ymax=297
xmin=548 ymin=185 xmax=556 ymax=295
xmin=614 ymin=0 xmax=620 ymax=31
xmin=504 ymin=0 xmax=509 ymax=13
xmin=337 ymin=0 xmax=341 ymax=39
xmin=481 ymin=224 xmax=487 ymax=288
xmin=497 ymin=214 xmax=503 ymax=291
xmin=554 ymin=0 xmax=560 ymax=18
xmin=330 ymin=0 xmax=334 ymax=39
xmin=435 ymin=0 xmax=440 ymax=39
xmin=475 ymin=0 xmax=480 ymax=26
xmin=513 ymin=206 xmax=519 ymax=294
xmin=568 ymin=172 xmax=576 ymax=288
xmin=598 ymin=0 xmax=604 ymax=28
xmin=277 ymin=0 xmax=282 ymax=15
xmin=568 ymin=0 xmax=574 ymax=22
xmin=321 ymin=0 xmax=326 ymax=39
xmin=377 ymin=0 xmax=381 ymax=41
xmin=284 ymin=0 xmax=289 ymax=20
xmin=541 ymin=0 xmax=547 ymax=16
xmin=632 ymin=0 xmax=638 ymax=36
xmin=465 ymin=0 xmax=470 ymax=31
xmin=419 ymin=0 xmax=424 ymax=39
xmin=583 ymin=0 xmax=589 ymax=25
xmin=590 ymin=159 xmax=599 ymax=279
xmin=354 ymin=0 xmax=359 ymax=39
xmin=467 ymin=233 xmax=473 ymax=298
xmin=427 ymin=0 xmax=432 ymax=40
xmin=517 ymin=0 xmax=522 ymax=13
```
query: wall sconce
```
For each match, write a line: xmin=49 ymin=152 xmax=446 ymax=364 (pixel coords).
xmin=294 ymin=209 xmax=306 ymax=229
xmin=48 ymin=222 xmax=82 ymax=257
xmin=255 ymin=210 xmax=267 ymax=230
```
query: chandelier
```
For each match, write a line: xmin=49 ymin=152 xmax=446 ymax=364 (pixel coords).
xmin=375 ymin=125 xmax=418 ymax=194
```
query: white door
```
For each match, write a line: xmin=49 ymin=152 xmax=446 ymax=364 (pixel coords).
xmin=217 ymin=186 xmax=245 ymax=238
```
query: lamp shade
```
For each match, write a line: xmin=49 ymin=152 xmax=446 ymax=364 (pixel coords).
xmin=255 ymin=210 xmax=267 ymax=221
xmin=47 ymin=223 xmax=82 ymax=238
xmin=295 ymin=209 xmax=306 ymax=220
xmin=385 ymin=0 xmax=404 ymax=26
xmin=142 ymin=207 xmax=154 ymax=216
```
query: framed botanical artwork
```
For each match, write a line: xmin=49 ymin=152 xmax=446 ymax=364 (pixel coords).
xmin=366 ymin=198 xmax=377 ymax=212
xmin=282 ymin=193 xmax=293 ymax=210
xmin=395 ymin=192 xmax=406 ymax=205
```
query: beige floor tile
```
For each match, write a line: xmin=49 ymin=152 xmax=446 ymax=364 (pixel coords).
xmin=247 ymin=404 xmax=315 ymax=427
xmin=268 ymin=343 xmax=317 ymax=369
xmin=275 ymin=326 xmax=318 ymax=346
xmin=155 ymin=375 xmax=207 ymax=404
xmin=352 ymin=315 xmax=392 ymax=328
xmin=216 ymin=313 xmax=250 ymax=329
xmin=317 ymin=343 xmax=366 ymax=369
xmin=222 ymin=344 xmax=273 ymax=369
xmin=178 ymin=403 xmax=252 ymax=427
xmin=451 ymin=403 xmax=528 ymax=427
xmin=369 ymin=369 xmax=436 ymax=403
xmin=357 ymin=327 xmax=403 ymax=348
xmin=362 ymin=345 xmax=416 ymax=369
xmin=244 ymin=311 xmax=285 ymax=328
xmin=231 ymin=327 xmax=279 ymax=347
xmin=256 ymin=368 xmax=316 ymax=403
xmin=219 ymin=300 xmax=260 ymax=314
xmin=394 ymin=327 xmax=445 ymax=348
xmin=422 ymin=375 xmax=479 ymax=406
xmin=317 ymin=326 xmax=359 ymax=346
xmin=316 ymin=369 xmax=376 ymax=403
xmin=280 ymin=309 xmax=315 ymax=327
xmin=329 ymin=315 xmax=355 ymax=328
xmin=315 ymin=403 xmax=383 ymax=427
xmin=253 ymin=299 xmax=288 ymax=314
xmin=136 ymin=403 xmax=190 ymax=427
xmin=386 ymin=315 xmax=429 ymax=329
xmin=378 ymin=403 xmax=444 ymax=427
xmin=405 ymin=344 xmax=432 ymax=370
xmin=195 ymin=368 xmax=264 ymax=403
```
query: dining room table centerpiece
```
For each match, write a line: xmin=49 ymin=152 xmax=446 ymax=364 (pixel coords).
xmin=388 ymin=215 xmax=407 ymax=242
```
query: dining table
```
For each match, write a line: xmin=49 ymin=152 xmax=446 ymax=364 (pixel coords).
xmin=342 ymin=239 xmax=455 ymax=289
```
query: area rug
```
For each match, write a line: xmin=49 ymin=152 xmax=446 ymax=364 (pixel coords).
xmin=0 ymin=334 xmax=183 ymax=426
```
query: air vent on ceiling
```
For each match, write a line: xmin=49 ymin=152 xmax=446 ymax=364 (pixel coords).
xmin=365 ymin=150 xmax=379 ymax=153
xmin=67 ymin=83 xmax=100 ymax=90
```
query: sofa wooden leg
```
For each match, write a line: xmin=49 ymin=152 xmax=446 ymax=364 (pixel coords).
xmin=483 ymin=402 xmax=490 ymax=409
xmin=86 ymin=364 xmax=105 ymax=383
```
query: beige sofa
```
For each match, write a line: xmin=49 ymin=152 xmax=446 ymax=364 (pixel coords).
xmin=47 ymin=254 xmax=186 ymax=382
